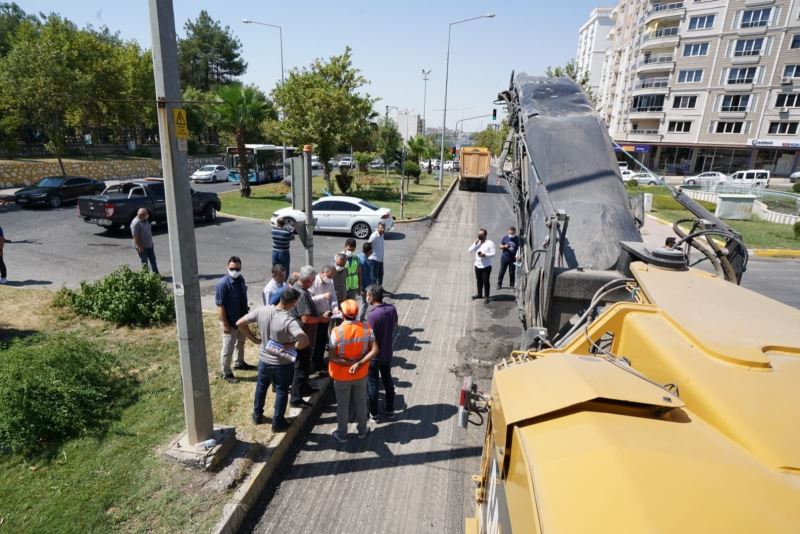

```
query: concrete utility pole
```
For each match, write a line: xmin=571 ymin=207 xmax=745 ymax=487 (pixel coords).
xmin=421 ymin=69 xmax=431 ymax=135
xmin=149 ymin=0 xmax=213 ymax=445
xmin=303 ymin=145 xmax=314 ymax=265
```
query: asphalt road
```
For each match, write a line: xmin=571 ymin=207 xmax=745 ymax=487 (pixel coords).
xmin=0 ymin=193 xmax=429 ymax=311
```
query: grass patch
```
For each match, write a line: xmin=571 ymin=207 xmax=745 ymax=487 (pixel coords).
xmin=0 ymin=286 xmax=275 ymax=533
xmin=219 ymin=171 xmax=456 ymax=222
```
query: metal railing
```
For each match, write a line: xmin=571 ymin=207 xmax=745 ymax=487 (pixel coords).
xmin=630 ymin=106 xmax=665 ymax=112
xmin=634 ymin=77 xmax=670 ymax=89
xmin=638 ymin=54 xmax=674 ymax=66
xmin=733 ymin=48 xmax=762 ymax=57
xmin=650 ymin=2 xmax=684 ymax=14
xmin=727 ymin=76 xmax=755 ymax=84
xmin=740 ymin=19 xmax=769 ymax=29
xmin=641 ymin=27 xmax=679 ymax=42
xmin=629 ymin=128 xmax=660 ymax=135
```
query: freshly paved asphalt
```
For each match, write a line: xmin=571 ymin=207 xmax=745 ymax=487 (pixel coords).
xmin=0 ymin=179 xmax=429 ymax=310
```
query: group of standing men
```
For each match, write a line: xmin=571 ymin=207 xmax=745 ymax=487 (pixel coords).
xmin=468 ymin=226 xmax=519 ymax=303
xmin=213 ymin=218 xmax=398 ymax=442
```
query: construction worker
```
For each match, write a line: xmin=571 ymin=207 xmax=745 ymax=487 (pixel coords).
xmin=328 ymin=299 xmax=379 ymax=443
xmin=343 ymin=238 xmax=361 ymax=300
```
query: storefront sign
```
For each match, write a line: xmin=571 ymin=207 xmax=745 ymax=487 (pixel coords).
xmin=614 ymin=143 xmax=652 ymax=153
xmin=748 ymin=138 xmax=800 ymax=149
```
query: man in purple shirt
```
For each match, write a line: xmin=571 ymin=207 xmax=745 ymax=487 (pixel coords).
xmin=365 ymin=285 xmax=399 ymax=419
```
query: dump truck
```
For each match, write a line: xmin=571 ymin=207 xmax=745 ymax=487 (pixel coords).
xmin=461 ymin=74 xmax=800 ymax=533
xmin=458 ymin=147 xmax=491 ymax=192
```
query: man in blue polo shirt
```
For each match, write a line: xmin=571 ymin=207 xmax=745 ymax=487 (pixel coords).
xmin=216 ymin=256 xmax=254 ymax=383
xmin=271 ymin=217 xmax=293 ymax=274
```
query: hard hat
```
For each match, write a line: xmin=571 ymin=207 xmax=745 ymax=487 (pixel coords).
xmin=340 ymin=299 xmax=359 ymax=319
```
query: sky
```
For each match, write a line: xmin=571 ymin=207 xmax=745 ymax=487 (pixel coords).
xmin=20 ymin=0 xmax=606 ymax=132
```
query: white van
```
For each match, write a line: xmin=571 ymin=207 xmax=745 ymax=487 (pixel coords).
xmin=723 ymin=170 xmax=770 ymax=188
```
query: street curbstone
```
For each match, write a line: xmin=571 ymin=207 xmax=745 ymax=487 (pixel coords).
xmin=752 ymin=249 xmax=800 ymax=258
xmin=430 ymin=175 xmax=459 ymax=221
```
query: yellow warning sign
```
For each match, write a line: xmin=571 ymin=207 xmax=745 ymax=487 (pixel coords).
xmin=173 ymin=108 xmax=189 ymax=140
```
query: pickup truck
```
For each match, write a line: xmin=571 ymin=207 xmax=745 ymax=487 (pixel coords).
xmin=77 ymin=179 xmax=222 ymax=230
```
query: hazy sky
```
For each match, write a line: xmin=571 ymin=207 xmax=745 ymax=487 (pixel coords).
xmin=20 ymin=0 xmax=607 ymax=131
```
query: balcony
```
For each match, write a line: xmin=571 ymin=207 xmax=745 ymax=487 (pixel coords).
xmin=640 ymin=27 xmax=680 ymax=49
xmin=632 ymin=77 xmax=671 ymax=95
xmin=645 ymin=2 xmax=685 ymax=25
xmin=628 ymin=106 xmax=666 ymax=120
xmin=731 ymin=53 xmax=762 ymax=65
xmin=626 ymin=128 xmax=663 ymax=141
xmin=636 ymin=54 xmax=675 ymax=73
xmin=744 ymin=0 xmax=775 ymax=6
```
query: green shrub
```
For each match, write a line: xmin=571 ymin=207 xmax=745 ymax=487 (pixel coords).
xmin=0 ymin=334 xmax=130 ymax=455
xmin=54 ymin=265 xmax=175 ymax=326
xmin=794 ymin=220 xmax=800 ymax=241
xmin=403 ymin=161 xmax=421 ymax=178
xmin=627 ymin=178 xmax=639 ymax=188
xmin=651 ymin=194 xmax=715 ymax=212
xmin=131 ymin=146 xmax=153 ymax=158
xmin=793 ymin=183 xmax=800 ymax=194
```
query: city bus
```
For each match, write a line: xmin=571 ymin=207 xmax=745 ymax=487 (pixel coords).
xmin=225 ymin=144 xmax=296 ymax=184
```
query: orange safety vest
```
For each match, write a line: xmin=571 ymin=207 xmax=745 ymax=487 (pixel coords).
xmin=328 ymin=321 xmax=373 ymax=382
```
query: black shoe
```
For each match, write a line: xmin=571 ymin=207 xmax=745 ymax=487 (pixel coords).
xmin=272 ymin=419 xmax=293 ymax=432
xmin=496 ymin=285 xmax=502 ymax=290
xmin=471 ymin=294 xmax=482 ymax=300
xmin=233 ymin=362 xmax=256 ymax=371
xmin=484 ymin=297 xmax=491 ymax=304
xmin=290 ymin=400 xmax=313 ymax=409
xmin=222 ymin=373 xmax=238 ymax=384
xmin=252 ymin=414 xmax=268 ymax=425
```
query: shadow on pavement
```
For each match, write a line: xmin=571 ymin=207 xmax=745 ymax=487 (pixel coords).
xmin=3 ymin=279 xmax=52 ymax=287
xmin=389 ymin=292 xmax=429 ymax=301
xmin=384 ymin=231 xmax=406 ymax=241
xmin=394 ymin=326 xmax=429 ymax=352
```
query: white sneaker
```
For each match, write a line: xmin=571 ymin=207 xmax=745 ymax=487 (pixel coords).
xmin=0 ymin=278 xmax=6 ymax=284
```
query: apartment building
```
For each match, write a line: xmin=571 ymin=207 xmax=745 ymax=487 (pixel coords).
xmin=577 ymin=8 xmax=616 ymax=93
xmin=597 ymin=0 xmax=800 ymax=176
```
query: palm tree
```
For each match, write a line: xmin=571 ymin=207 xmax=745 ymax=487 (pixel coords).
xmin=214 ymin=84 xmax=272 ymax=197
xmin=406 ymin=135 xmax=427 ymax=164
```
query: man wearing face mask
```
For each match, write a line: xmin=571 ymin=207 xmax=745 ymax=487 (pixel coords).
xmin=216 ymin=256 xmax=254 ymax=383
xmin=332 ymin=252 xmax=348 ymax=305
xmin=310 ymin=264 xmax=338 ymax=374
xmin=497 ymin=226 xmax=520 ymax=290
xmin=131 ymin=208 xmax=159 ymax=275
xmin=468 ymin=228 xmax=496 ymax=304
xmin=343 ymin=238 xmax=362 ymax=301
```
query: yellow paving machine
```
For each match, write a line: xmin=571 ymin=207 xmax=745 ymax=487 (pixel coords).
xmin=461 ymin=75 xmax=800 ymax=533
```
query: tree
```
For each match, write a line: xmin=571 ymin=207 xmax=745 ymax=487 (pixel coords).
xmin=473 ymin=120 xmax=510 ymax=156
xmin=376 ymin=118 xmax=401 ymax=176
xmin=178 ymin=10 xmax=246 ymax=91
xmin=213 ymin=84 xmax=274 ymax=197
xmin=353 ymin=151 xmax=374 ymax=179
xmin=545 ymin=59 xmax=597 ymax=107
xmin=0 ymin=2 xmax=36 ymax=57
xmin=423 ymin=139 xmax=439 ymax=174
xmin=406 ymin=135 xmax=427 ymax=164
xmin=271 ymin=47 xmax=377 ymax=193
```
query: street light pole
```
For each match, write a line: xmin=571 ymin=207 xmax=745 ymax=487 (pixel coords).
xmin=242 ymin=19 xmax=286 ymax=170
xmin=421 ymin=69 xmax=431 ymax=135
xmin=438 ymin=13 xmax=495 ymax=191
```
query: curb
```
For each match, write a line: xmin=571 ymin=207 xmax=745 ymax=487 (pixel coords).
xmin=752 ymin=249 xmax=800 ymax=258
xmin=212 ymin=378 xmax=332 ymax=534
xmin=216 ymin=211 xmax=269 ymax=224
xmin=430 ymin=175 xmax=459 ymax=221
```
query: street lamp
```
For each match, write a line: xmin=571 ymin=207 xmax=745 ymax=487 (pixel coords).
xmin=438 ymin=13 xmax=495 ymax=190
xmin=421 ymin=69 xmax=431 ymax=136
xmin=242 ymin=18 xmax=287 ymax=171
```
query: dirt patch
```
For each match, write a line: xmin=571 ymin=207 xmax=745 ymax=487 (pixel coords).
xmin=451 ymin=332 xmax=518 ymax=380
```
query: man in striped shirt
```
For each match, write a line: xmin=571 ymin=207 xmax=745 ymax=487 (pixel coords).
xmin=271 ymin=217 xmax=293 ymax=274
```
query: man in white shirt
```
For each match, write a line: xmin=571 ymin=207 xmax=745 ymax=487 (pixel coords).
xmin=262 ymin=264 xmax=287 ymax=305
xmin=368 ymin=222 xmax=386 ymax=286
xmin=467 ymin=228 xmax=496 ymax=303
xmin=310 ymin=264 xmax=338 ymax=375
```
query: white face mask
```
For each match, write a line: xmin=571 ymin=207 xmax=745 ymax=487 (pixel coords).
xmin=228 ymin=269 xmax=241 ymax=279
xmin=345 ymin=250 xmax=354 ymax=258
xmin=335 ymin=264 xmax=345 ymax=272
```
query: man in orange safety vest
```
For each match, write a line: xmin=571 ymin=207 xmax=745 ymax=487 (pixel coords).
xmin=328 ymin=299 xmax=379 ymax=443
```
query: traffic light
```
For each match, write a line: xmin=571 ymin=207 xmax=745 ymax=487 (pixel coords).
xmin=284 ymin=156 xmax=305 ymax=210
xmin=492 ymin=108 xmax=497 ymax=121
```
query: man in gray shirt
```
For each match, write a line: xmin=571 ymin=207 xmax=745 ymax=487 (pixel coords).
xmin=131 ymin=208 xmax=159 ymax=274
xmin=238 ymin=286 xmax=309 ymax=432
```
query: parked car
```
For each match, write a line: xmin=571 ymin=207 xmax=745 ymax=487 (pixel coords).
xmin=338 ymin=157 xmax=354 ymax=168
xmin=15 ymin=176 xmax=105 ymax=208
xmin=78 ymin=178 xmax=221 ymax=230
xmin=443 ymin=160 xmax=458 ymax=171
xmin=311 ymin=156 xmax=323 ymax=170
xmin=191 ymin=165 xmax=228 ymax=183
xmin=227 ymin=169 xmax=259 ymax=184
xmin=369 ymin=159 xmax=384 ymax=169
xmin=788 ymin=170 xmax=799 ymax=183
xmin=722 ymin=169 xmax=770 ymax=188
xmin=682 ymin=172 xmax=727 ymax=186
xmin=270 ymin=195 xmax=394 ymax=239
xmin=629 ymin=172 xmax=664 ymax=186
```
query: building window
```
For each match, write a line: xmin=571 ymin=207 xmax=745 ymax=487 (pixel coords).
xmin=740 ymin=8 xmax=771 ymax=28
xmin=715 ymin=121 xmax=744 ymax=134
xmin=683 ymin=42 xmax=709 ymax=56
xmin=678 ymin=69 xmax=703 ymax=83
xmin=673 ymin=95 xmax=697 ymax=109
xmin=631 ymin=94 xmax=665 ymax=111
xmin=791 ymin=34 xmax=800 ymax=49
xmin=776 ymin=93 xmax=800 ymax=108
xmin=689 ymin=14 xmax=715 ymax=30
xmin=768 ymin=122 xmax=799 ymax=135
xmin=668 ymin=121 xmax=692 ymax=133
xmin=783 ymin=65 xmax=800 ymax=79
xmin=727 ymin=67 xmax=757 ymax=84
xmin=720 ymin=94 xmax=751 ymax=112
xmin=734 ymin=38 xmax=764 ymax=56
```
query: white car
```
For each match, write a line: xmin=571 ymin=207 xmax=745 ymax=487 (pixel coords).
xmin=191 ymin=165 xmax=228 ymax=183
xmin=443 ymin=160 xmax=458 ymax=171
xmin=270 ymin=195 xmax=394 ymax=239
xmin=629 ymin=172 xmax=664 ymax=186
xmin=790 ymin=171 xmax=800 ymax=183
xmin=682 ymin=172 xmax=726 ymax=186
xmin=722 ymin=169 xmax=770 ymax=188
xmin=338 ymin=157 xmax=354 ymax=168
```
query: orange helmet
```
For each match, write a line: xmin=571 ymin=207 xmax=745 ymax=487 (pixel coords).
xmin=340 ymin=299 xmax=359 ymax=319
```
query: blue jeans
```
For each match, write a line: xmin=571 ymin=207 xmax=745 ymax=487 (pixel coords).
xmin=253 ymin=361 xmax=294 ymax=428
xmin=272 ymin=250 xmax=290 ymax=275
xmin=369 ymin=259 xmax=384 ymax=286
xmin=137 ymin=246 xmax=159 ymax=274
xmin=368 ymin=360 xmax=395 ymax=416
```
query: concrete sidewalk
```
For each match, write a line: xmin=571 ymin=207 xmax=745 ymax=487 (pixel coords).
xmin=641 ymin=214 xmax=675 ymax=249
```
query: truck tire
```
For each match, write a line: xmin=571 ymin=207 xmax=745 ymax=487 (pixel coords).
xmin=480 ymin=181 xmax=488 ymax=193
xmin=458 ymin=179 xmax=466 ymax=191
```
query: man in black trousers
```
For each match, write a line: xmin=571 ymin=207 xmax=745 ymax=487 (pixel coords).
xmin=468 ymin=228 xmax=496 ymax=304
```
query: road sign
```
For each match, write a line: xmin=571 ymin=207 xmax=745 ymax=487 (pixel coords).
xmin=173 ymin=108 xmax=189 ymax=140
